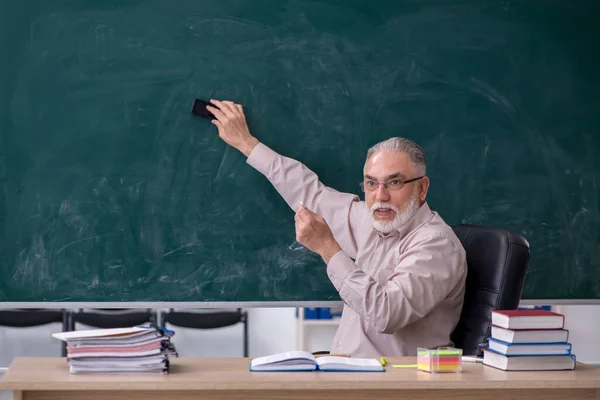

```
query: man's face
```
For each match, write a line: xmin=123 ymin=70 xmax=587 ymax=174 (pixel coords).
xmin=363 ymin=150 xmax=430 ymax=233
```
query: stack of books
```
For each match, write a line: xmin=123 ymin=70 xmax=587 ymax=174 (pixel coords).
xmin=483 ymin=309 xmax=575 ymax=371
xmin=53 ymin=325 xmax=177 ymax=374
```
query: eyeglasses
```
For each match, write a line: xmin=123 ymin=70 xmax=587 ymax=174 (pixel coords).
xmin=359 ymin=176 xmax=424 ymax=192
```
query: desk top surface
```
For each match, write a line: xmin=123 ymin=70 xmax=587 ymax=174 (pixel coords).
xmin=0 ymin=357 xmax=599 ymax=391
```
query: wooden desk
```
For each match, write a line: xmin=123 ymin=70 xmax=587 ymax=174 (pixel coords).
xmin=0 ymin=357 xmax=599 ymax=400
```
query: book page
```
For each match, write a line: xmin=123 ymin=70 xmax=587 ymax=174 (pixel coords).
xmin=250 ymin=351 xmax=315 ymax=368
xmin=316 ymin=356 xmax=380 ymax=366
xmin=316 ymin=356 xmax=383 ymax=370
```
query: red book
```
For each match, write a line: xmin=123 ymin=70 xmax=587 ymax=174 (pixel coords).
xmin=491 ymin=309 xmax=565 ymax=330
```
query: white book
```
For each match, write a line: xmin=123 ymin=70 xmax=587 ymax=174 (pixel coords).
xmin=68 ymin=336 xmax=165 ymax=349
xmin=67 ymin=348 xmax=164 ymax=359
xmin=483 ymin=350 xmax=575 ymax=371
xmin=250 ymin=351 xmax=384 ymax=372
xmin=68 ymin=354 xmax=167 ymax=364
xmin=53 ymin=326 xmax=153 ymax=341
xmin=491 ymin=326 xmax=569 ymax=344
xmin=69 ymin=358 xmax=167 ymax=367
xmin=69 ymin=365 xmax=167 ymax=374
xmin=66 ymin=330 xmax=163 ymax=346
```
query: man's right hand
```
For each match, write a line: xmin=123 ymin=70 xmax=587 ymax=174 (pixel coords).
xmin=207 ymin=100 xmax=259 ymax=157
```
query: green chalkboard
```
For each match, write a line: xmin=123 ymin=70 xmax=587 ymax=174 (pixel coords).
xmin=1 ymin=0 xmax=599 ymax=303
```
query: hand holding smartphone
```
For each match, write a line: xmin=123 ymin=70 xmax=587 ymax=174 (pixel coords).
xmin=191 ymin=98 xmax=219 ymax=120
xmin=191 ymin=98 xmax=258 ymax=157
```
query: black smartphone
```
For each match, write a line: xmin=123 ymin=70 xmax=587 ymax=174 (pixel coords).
xmin=191 ymin=98 xmax=218 ymax=120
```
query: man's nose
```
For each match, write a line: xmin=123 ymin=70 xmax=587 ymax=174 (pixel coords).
xmin=375 ymin=184 xmax=390 ymax=202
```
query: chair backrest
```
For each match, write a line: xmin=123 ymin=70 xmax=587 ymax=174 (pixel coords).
xmin=70 ymin=309 xmax=156 ymax=330
xmin=0 ymin=309 xmax=66 ymax=328
xmin=450 ymin=224 xmax=530 ymax=355
xmin=160 ymin=309 xmax=245 ymax=330
xmin=160 ymin=308 xmax=248 ymax=357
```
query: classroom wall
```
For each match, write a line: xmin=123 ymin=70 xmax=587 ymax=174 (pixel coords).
xmin=0 ymin=375 xmax=8 ymax=400
xmin=559 ymin=305 xmax=600 ymax=363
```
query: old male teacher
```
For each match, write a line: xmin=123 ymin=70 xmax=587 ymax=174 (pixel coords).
xmin=206 ymin=99 xmax=467 ymax=357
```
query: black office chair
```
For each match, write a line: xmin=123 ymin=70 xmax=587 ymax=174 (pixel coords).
xmin=450 ymin=224 xmax=530 ymax=356
xmin=160 ymin=308 xmax=249 ymax=357
xmin=0 ymin=309 xmax=70 ymax=356
xmin=69 ymin=309 xmax=157 ymax=330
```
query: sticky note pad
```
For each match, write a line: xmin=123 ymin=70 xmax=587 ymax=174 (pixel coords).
xmin=417 ymin=347 xmax=462 ymax=373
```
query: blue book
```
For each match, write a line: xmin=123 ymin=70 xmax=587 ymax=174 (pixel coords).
xmin=488 ymin=338 xmax=572 ymax=356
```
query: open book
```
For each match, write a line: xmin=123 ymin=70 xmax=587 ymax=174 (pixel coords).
xmin=250 ymin=351 xmax=384 ymax=372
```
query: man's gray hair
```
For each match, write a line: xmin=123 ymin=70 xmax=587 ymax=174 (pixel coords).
xmin=365 ymin=137 xmax=427 ymax=175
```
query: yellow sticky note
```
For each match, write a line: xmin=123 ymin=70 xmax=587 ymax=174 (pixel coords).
xmin=392 ymin=364 xmax=417 ymax=369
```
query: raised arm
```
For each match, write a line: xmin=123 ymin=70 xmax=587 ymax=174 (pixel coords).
xmin=207 ymin=100 xmax=366 ymax=259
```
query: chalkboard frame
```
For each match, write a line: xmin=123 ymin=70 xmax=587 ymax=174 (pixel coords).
xmin=1 ymin=299 xmax=599 ymax=309
xmin=2 ymin=0 xmax=600 ymax=304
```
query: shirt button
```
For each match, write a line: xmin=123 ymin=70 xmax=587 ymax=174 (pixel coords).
xmin=349 ymin=315 xmax=354 ymax=321
xmin=329 ymin=275 xmax=334 ymax=280
xmin=337 ymin=341 xmax=342 ymax=347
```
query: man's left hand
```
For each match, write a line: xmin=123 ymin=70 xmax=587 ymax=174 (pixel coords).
xmin=295 ymin=204 xmax=342 ymax=264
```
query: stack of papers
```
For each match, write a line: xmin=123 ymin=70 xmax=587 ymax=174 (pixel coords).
xmin=53 ymin=325 xmax=178 ymax=374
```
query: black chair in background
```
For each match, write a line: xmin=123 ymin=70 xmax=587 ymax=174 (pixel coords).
xmin=450 ymin=224 xmax=530 ymax=355
xmin=160 ymin=308 xmax=249 ymax=357
xmin=0 ymin=309 xmax=70 ymax=356
xmin=68 ymin=309 xmax=157 ymax=331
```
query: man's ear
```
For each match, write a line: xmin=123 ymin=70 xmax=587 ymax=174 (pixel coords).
xmin=419 ymin=176 xmax=430 ymax=202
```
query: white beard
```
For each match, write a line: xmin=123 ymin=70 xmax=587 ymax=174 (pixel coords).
xmin=370 ymin=192 xmax=421 ymax=234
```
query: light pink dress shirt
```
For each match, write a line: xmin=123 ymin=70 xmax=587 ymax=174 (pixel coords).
xmin=247 ymin=143 xmax=467 ymax=357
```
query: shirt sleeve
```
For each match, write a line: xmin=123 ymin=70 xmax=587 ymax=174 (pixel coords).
xmin=326 ymin=233 xmax=466 ymax=334
xmin=247 ymin=143 xmax=366 ymax=259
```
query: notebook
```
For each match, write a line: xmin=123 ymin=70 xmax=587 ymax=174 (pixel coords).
xmin=250 ymin=351 xmax=384 ymax=372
